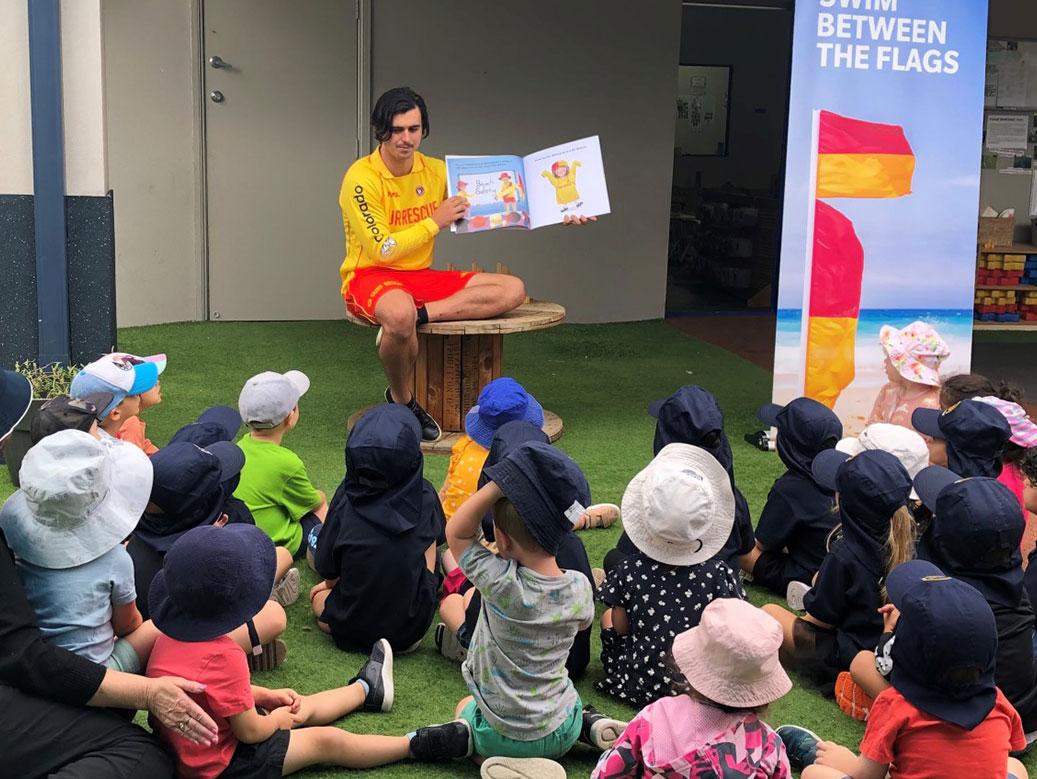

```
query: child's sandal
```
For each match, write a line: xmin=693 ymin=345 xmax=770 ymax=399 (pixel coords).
xmin=247 ymin=638 xmax=287 ymax=672
xmin=575 ymin=503 xmax=620 ymax=531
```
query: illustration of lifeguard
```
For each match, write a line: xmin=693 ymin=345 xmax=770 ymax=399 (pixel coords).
xmin=541 ymin=160 xmax=582 ymax=212
xmin=456 ymin=178 xmax=473 ymax=217
xmin=494 ymin=171 xmax=521 ymax=213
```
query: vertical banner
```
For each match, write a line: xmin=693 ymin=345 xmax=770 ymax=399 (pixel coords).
xmin=773 ymin=0 xmax=988 ymax=433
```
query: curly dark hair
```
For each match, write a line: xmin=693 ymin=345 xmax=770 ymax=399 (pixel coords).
xmin=371 ymin=87 xmax=429 ymax=143
xmin=1020 ymin=446 xmax=1037 ymax=486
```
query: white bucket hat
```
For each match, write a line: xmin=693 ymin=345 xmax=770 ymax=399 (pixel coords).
xmin=0 ymin=429 xmax=153 ymax=569
xmin=621 ymin=443 xmax=735 ymax=566
xmin=836 ymin=422 xmax=928 ymax=500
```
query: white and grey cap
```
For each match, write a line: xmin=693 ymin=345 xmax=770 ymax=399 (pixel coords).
xmin=238 ymin=370 xmax=310 ymax=429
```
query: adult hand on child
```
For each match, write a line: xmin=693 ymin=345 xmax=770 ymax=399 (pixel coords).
xmin=878 ymin=603 xmax=900 ymax=633
xmin=145 ymin=676 xmax=219 ymax=745
xmin=563 ymin=215 xmax=596 ymax=226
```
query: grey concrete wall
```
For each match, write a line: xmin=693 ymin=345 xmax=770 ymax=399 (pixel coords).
xmin=370 ymin=0 xmax=682 ymax=323
xmin=674 ymin=6 xmax=793 ymax=194
xmin=102 ymin=0 xmax=205 ymax=326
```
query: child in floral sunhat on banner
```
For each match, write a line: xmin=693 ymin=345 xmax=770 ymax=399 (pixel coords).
xmin=866 ymin=321 xmax=950 ymax=430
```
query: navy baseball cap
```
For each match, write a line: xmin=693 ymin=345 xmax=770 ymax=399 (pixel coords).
xmin=912 ymin=400 xmax=1011 ymax=454
xmin=482 ymin=441 xmax=590 ymax=555
xmin=0 ymin=369 xmax=32 ymax=440
xmin=914 ymin=469 xmax=1024 ymax=607
xmin=136 ymin=441 xmax=245 ymax=551
xmin=886 ymin=562 xmax=997 ymax=730
xmin=465 ymin=378 xmax=544 ymax=449
xmin=168 ymin=405 xmax=243 ymax=448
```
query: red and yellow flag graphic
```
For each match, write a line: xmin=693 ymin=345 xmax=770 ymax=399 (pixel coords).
xmin=805 ymin=201 xmax=865 ymax=408
xmin=803 ymin=111 xmax=915 ymax=408
xmin=816 ymin=110 xmax=915 ymax=199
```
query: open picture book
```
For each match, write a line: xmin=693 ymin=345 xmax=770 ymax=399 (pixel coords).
xmin=445 ymin=135 xmax=610 ymax=234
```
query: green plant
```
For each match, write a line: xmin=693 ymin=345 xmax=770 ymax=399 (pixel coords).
xmin=12 ymin=361 xmax=82 ymax=399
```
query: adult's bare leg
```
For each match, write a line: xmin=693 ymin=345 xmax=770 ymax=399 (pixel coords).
xmin=424 ymin=273 xmax=525 ymax=323
xmin=374 ymin=289 xmax=419 ymax=404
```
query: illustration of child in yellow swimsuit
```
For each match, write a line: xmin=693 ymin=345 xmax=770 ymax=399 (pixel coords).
xmin=456 ymin=178 xmax=473 ymax=217
xmin=541 ymin=160 xmax=582 ymax=212
xmin=494 ymin=172 xmax=520 ymax=213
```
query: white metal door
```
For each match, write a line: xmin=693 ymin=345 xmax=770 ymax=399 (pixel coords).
xmin=203 ymin=0 xmax=358 ymax=320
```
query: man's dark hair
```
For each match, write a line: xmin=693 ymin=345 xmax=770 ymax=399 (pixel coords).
xmin=371 ymin=87 xmax=429 ymax=143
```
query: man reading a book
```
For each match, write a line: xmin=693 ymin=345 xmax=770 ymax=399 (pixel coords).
xmin=339 ymin=86 xmax=590 ymax=442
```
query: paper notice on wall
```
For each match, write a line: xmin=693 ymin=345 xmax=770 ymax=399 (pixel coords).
xmin=987 ymin=114 xmax=1029 ymax=152
xmin=984 ymin=67 xmax=998 ymax=107
xmin=1031 ymin=171 xmax=1037 ymax=218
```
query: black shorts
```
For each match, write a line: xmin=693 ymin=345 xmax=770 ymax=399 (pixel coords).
xmin=295 ymin=513 xmax=322 ymax=560
xmin=752 ymin=550 xmax=791 ymax=595
xmin=791 ymin=618 xmax=840 ymax=687
xmin=219 ymin=728 xmax=290 ymax=779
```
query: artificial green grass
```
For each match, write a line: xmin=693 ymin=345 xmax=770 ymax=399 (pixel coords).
xmin=1 ymin=319 xmax=1034 ymax=777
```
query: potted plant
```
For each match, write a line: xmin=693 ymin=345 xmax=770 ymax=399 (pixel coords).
xmin=4 ymin=361 xmax=81 ymax=487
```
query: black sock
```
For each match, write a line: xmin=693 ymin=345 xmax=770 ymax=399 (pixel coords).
xmin=415 ymin=305 xmax=429 ymax=326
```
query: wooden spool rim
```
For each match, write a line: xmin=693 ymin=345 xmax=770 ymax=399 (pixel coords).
xmin=344 ymin=300 xmax=565 ymax=335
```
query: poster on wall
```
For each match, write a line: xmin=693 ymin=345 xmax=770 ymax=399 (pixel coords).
xmin=772 ymin=0 xmax=989 ymax=434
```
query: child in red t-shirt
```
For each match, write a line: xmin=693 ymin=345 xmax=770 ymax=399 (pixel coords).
xmin=146 ymin=523 xmax=466 ymax=778
xmin=777 ymin=559 xmax=1028 ymax=779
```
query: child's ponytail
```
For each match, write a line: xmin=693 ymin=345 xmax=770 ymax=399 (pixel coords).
xmin=881 ymin=505 xmax=915 ymax=600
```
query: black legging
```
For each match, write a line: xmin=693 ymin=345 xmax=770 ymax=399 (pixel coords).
xmin=0 ymin=684 xmax=172 ymax=779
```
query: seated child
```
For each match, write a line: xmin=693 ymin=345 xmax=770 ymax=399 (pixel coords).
xmin=975 ymin=396 xmax=1037 ymax=518
xmin=742 ymin=398 xmax=842 ymax=605
xmin=146 ymin=523 xmax=426 ymax=778
xmin=29 ymin=392 xmax=110 ymax=443
xmin=778 ymin=561 xmax=1028 ymax=779
xmin=911 ymin=468 xmax=1037 ymax=741
xmin=1022 ymin=448 xmax=1037 ymax=609
xmin=593 ymin=598 xmax=792 ymax=779
xmin=431 ymin=441 xmax=626 ymax=776
xmin=912 ymin=398 xmax=1012 ymax=477
xmin=113 ymin=353 xmax=166 ymax=454
xmin=440 ymin=376 xmax=544 ymax=521
xmin=70 ymin=353 xmax=162 ymax=444
xmin=606 ymin=385 xmax=753 ymax=575
xmin=762 ymin=449 xmax=914 ymax=690
xmin=866 ymin=321 xmax=949 ymax=428
xmin=0 ymin=430 xmax=158 ymax=672
xmin=310 ymin=404 xmax=444 ymax=653
xmin=167 ymin=405 xmax=254 ymax=527
xmin=436 ymin=420 xmax=597 ymax=679
xmin=939 ymin=372 xmax=996 ymax=408
xmin=598 ymin=443 xmax=745 ymax=709
xmin=235 ymin=370 xmax=328 ymax=559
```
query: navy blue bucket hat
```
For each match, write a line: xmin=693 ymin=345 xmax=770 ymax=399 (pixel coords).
xmin=759 ymin=397 xmax=843 ymax=481
xmin=0 ymin=369 xmax=32 ymax=440
xmin=465 ymin=377 xmax=544 ymax=449
xmin=135 ymin=441 xmax=245 ymax=552
xmin=885 ymin=560 xmax=998 ymax=730
xmin=912 ymin=400 xmax=1011 ymax=478
xmin=648 ymin=385 xmax=733 ymax=470
xmin=148 ymin=523 xmax=276 ymax=641
xmin=482 ymin=441 xmax=590 ymax=555
xmin=168 ymin=405 xmax=243 ymax=448
xmin=478 ymin=421 xmax=550 ymax=540
xmin=914 ymin=467 xmax=1024 ymax=608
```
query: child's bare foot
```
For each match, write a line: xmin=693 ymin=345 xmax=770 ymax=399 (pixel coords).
xmin=573 ymin=503 xmax=620 ymax=531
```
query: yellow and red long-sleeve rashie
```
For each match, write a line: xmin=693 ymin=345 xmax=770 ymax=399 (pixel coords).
xmin=339 ymin=149 xmax=448 ymax=294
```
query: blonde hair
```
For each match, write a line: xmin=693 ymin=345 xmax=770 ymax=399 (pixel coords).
xmin=491 ymin=498 xmax=542 ymax=552
xmin=881 ymin=505 xmax=916 ymax=600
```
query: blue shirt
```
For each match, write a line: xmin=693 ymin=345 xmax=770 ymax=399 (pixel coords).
xmin=16 ymin=545 xmax=136 ymax=664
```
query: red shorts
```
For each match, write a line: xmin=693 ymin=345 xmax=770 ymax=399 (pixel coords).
xmin=344 ymin=267 xmax=474 ymax=323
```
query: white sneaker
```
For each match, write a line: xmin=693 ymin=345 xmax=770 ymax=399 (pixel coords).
xmin=270 ymin=567 xmax=300 ymax=607
xmin=786 ymin=580 xmax=811 ymax=612
xmin=480 ymin=757 xmax=566 ymax=779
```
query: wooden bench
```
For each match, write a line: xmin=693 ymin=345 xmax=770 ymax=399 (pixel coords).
xmin=345 ymin=265 xmax=565 ymax=453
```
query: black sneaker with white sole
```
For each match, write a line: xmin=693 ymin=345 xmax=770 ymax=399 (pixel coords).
xmin=348 ymin=638 xmax=394 ymax=712
xmin=409 ymin=720 xmax=473 ymax=761
xmin=580 ymin=704 xmax=627 ymax=750
xmin=384 ymin=387 xmax=441 ymax=442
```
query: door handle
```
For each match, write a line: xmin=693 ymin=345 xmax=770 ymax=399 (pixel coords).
xmin=209 ymin=55 xmax=232 ymax=69
xmin=210 ymin=90 xmax=224 ymax=103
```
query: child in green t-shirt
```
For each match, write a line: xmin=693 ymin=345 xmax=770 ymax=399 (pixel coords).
xmin=235 ymin=371 xmax=327 ymax=601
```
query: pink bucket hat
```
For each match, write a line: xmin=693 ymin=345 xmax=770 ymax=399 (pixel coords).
xmin=672 ymin=598 xmax=792 ymax=708
xmin=973 ymin=396 xmax=1037 ymax=447
xmin=879 ymin=322 xmax=949 ymax=387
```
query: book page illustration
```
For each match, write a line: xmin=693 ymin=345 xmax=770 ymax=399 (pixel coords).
xmin=445 ymin=154 xmax=531 ymax=234
xmin=524 ymin=136 xmax=609 ymax=229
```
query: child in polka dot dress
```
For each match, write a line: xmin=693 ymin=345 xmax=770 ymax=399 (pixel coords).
xmin=597 ymin=444 xmax=746 ymax=709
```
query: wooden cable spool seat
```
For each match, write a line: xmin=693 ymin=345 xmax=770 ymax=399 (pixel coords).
xmin=345 ymin=264 xmax=565 ymax=453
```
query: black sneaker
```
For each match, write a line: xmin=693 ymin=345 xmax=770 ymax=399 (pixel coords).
xmin=580 ymin=704 xmax=627 ymax=750
xmin=776 ymin=725 xmax=821 ymax=768
xmin=348 ymin=638 xmax=394 ymax=712
xmin=409 ymin=720 xmax=473 ymax=761
xmin=384 ymin=387 xmax=441 ymax=442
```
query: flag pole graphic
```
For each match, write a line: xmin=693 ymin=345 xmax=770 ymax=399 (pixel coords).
xmin=798 ymin=109 xmax=821 ymax=397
